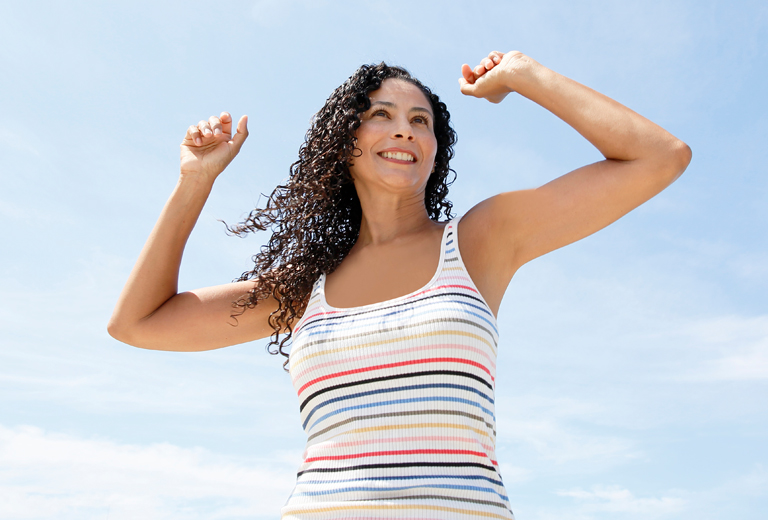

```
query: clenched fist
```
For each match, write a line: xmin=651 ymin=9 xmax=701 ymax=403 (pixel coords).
xmin=180 ymin=112 xmax=249 ymax=183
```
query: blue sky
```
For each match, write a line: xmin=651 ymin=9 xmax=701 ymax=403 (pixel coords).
xmin=1 ymin=0 xmax=766 ymax=518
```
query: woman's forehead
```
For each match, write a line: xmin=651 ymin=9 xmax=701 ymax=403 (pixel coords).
xmin=369 ymin=79 xmax=431 ymax=109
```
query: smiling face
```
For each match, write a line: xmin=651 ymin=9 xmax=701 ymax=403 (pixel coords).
xmin=348 ymin=79 xmax=438 ymax=196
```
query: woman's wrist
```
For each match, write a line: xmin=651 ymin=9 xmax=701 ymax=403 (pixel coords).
xmin=503 ymin=55 xmax=548 ymax=98
xmin=178 ymin=170 xmax=216 ymax=193
xmin=174 ymin=173 xmax=215 ymax=209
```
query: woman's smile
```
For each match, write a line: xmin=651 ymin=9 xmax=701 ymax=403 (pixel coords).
xmin=378 ymin=148 xmax=417 ymax=163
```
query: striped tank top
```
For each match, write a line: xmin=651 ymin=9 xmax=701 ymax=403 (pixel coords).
xmin=282 ymin=215 xmax=513 ymax=520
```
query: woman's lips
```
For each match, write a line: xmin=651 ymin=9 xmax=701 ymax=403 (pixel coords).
xmin=378 ymin=150 xmax=416 ymax=163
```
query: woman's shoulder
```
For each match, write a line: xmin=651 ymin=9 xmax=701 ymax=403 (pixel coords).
xmin=454 ymin=199 xmax=521 ymax=318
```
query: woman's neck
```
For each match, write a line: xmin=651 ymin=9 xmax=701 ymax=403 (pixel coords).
xmin=355 ymin=199 xmax=437 ymax=247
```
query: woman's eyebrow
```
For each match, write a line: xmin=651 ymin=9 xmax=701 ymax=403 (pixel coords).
xmin=370 ymin=100 xmax=433 ymax=117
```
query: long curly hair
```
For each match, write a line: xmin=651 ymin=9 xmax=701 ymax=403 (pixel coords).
xmin=226 ymin=62 xmax=458 ymax=370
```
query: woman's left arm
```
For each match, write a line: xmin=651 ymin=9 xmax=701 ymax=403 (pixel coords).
xmin=459 ymin=51 xmax=692 ymax=275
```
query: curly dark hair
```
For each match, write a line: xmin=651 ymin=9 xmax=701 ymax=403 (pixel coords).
xmin=226 ymin=62 xmax=458 ymax=370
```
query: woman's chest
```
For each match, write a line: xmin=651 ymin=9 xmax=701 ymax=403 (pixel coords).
xmin=289 ymin=294 xmax=499 ymax=395
xmin=323 ymin=226 xmax=446 ymax=309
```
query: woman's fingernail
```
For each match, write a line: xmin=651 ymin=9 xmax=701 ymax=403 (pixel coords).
xmin=195 ymin=137 xmax=202 ymax=145
xmin=214 ymin=128 xmax=222 ymax=135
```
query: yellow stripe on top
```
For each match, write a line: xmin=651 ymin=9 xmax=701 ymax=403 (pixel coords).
xmin=281 ymin=503 xmax=513 ymax=519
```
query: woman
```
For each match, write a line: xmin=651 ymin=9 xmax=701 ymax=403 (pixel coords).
xmin=109 ymin=51 xmax=691 ymax=519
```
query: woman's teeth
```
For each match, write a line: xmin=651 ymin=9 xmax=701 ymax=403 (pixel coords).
xmin=380 ymin=151 xmax=416 ymax=162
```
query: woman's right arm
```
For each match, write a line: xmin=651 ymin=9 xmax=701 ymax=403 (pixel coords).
xmin=107 ymin=112 xmax=282 ymax=352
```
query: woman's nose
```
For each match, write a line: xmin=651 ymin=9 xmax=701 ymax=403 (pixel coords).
xmin=392 ymin=119 xmax=415 ymax=140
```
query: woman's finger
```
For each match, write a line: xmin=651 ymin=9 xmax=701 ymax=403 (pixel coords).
xmin=461 ymin=63 xmax=475 ymax=84
xmin=463 ymin=51 xmax=506 ymax=89
xmin=458 ymin=77 xmax=472 ymax=96
xmin=197 ymin=120 xmax=212 ymax=138
xmin=458 ymin=74 xmax=481 ymax=98
xmin=186 ymin=124 xmax=202 ymax=146
xmin=220 ymin=112 xmax=233 ymax=136
xmin=209 ymin=115 xmax=223 ymax=136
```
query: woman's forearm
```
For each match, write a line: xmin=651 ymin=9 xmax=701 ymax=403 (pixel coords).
xmin=108 ymin=175 xmax=213 ymax=341
xmin=510 ymin=59 xmax=690 ymax=171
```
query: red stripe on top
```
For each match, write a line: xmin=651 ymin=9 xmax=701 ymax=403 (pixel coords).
xmin=304 ymin=449 xmax=498 ymax=466
xmin=298 ymin=357 xmax=494 ymax=395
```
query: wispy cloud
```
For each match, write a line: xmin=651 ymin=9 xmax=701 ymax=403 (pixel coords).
xmin=676 ymin=314 xmax=768 ymax=381
xmin=496 ymin=395 xmax=639 ymax=470
xmin=0 ymin=424 xmax=299 ymax=520
xmin=557 ymin=485 xmax=687 ymax=516
xmin=0 ymin=123 xmax=41 ymax=157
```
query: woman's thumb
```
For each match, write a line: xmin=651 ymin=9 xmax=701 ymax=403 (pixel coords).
xmin=459 ymin=78 xmax=476 ymax=96
xmin=231 ymin=115 xmax=249 ymax=151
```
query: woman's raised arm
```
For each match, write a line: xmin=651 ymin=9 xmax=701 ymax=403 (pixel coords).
xmin=107 ymin=113 xmax=283 ymax=352
xmin=458 ymin=51 xmax=691 ymax=293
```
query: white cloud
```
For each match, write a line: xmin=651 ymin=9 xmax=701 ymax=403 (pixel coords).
xmin=500 ymin=416 xmax=637 ymax=467
xmin=496 ymin=395 xmax=639 ymax=468
xmin=557 ymin=485 xmax=687 ymax=516
xmin=0 ymin=424 xmax=300 ymax=520
xmin=0 ymin=123 xmax=41 ymax=157
xmin=708 ymin=464 xmax=768 ymax=501
xmin=703 ymin=343 xmax=768 ymax=380
xmin=730 ymin=252 xmax=768 ymax=282
xmin=676 ymin=314 xmax=768 ymax=381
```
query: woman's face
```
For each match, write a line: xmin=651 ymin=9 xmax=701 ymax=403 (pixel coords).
xmin=348 ymin=78 xmax=438 ymax=196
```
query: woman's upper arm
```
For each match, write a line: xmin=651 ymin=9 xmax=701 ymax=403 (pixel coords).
xmin=107 ymin=280 xmax=285 ymax=352
xmin=464 ymin=144 xmax=691 ymax=286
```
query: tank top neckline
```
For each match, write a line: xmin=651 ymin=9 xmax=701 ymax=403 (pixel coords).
xmin=318 ymin=217 xmax=457 ymax=313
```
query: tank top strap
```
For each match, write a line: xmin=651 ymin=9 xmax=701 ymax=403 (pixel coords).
xmin=444 ymin=215 xmax=461 ymax=252
xmin=438 ymin=215 xmax=462 ymax=277
xmin=433 ymin=216 xmax=454 ymax=275
xmin=440 ymin=213 xmax=498 ymax=324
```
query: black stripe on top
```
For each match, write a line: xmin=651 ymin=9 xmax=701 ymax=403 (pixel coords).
xmin=299 ymin=369 xmax=494 ymax=412
xmin=297 ymin=461 xmax=499 ymax=477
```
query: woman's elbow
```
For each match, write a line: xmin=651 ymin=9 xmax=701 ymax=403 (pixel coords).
xmin=107 ymin=317 xmax=149 ymax=349
xmin=672 ymin=139 xmax=693 ymax=176
xmin=654 ymin=139 xmax=692 ymax=185
xmin=107 ymin=318 xmax=132 ymax=345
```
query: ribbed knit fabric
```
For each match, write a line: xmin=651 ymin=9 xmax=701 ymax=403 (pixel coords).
xmin=282 ymin=215 xmax=513 ymax=520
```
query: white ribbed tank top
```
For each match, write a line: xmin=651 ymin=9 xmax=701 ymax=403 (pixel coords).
xmin=282 ymin=215 xmax=513 ymax=520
